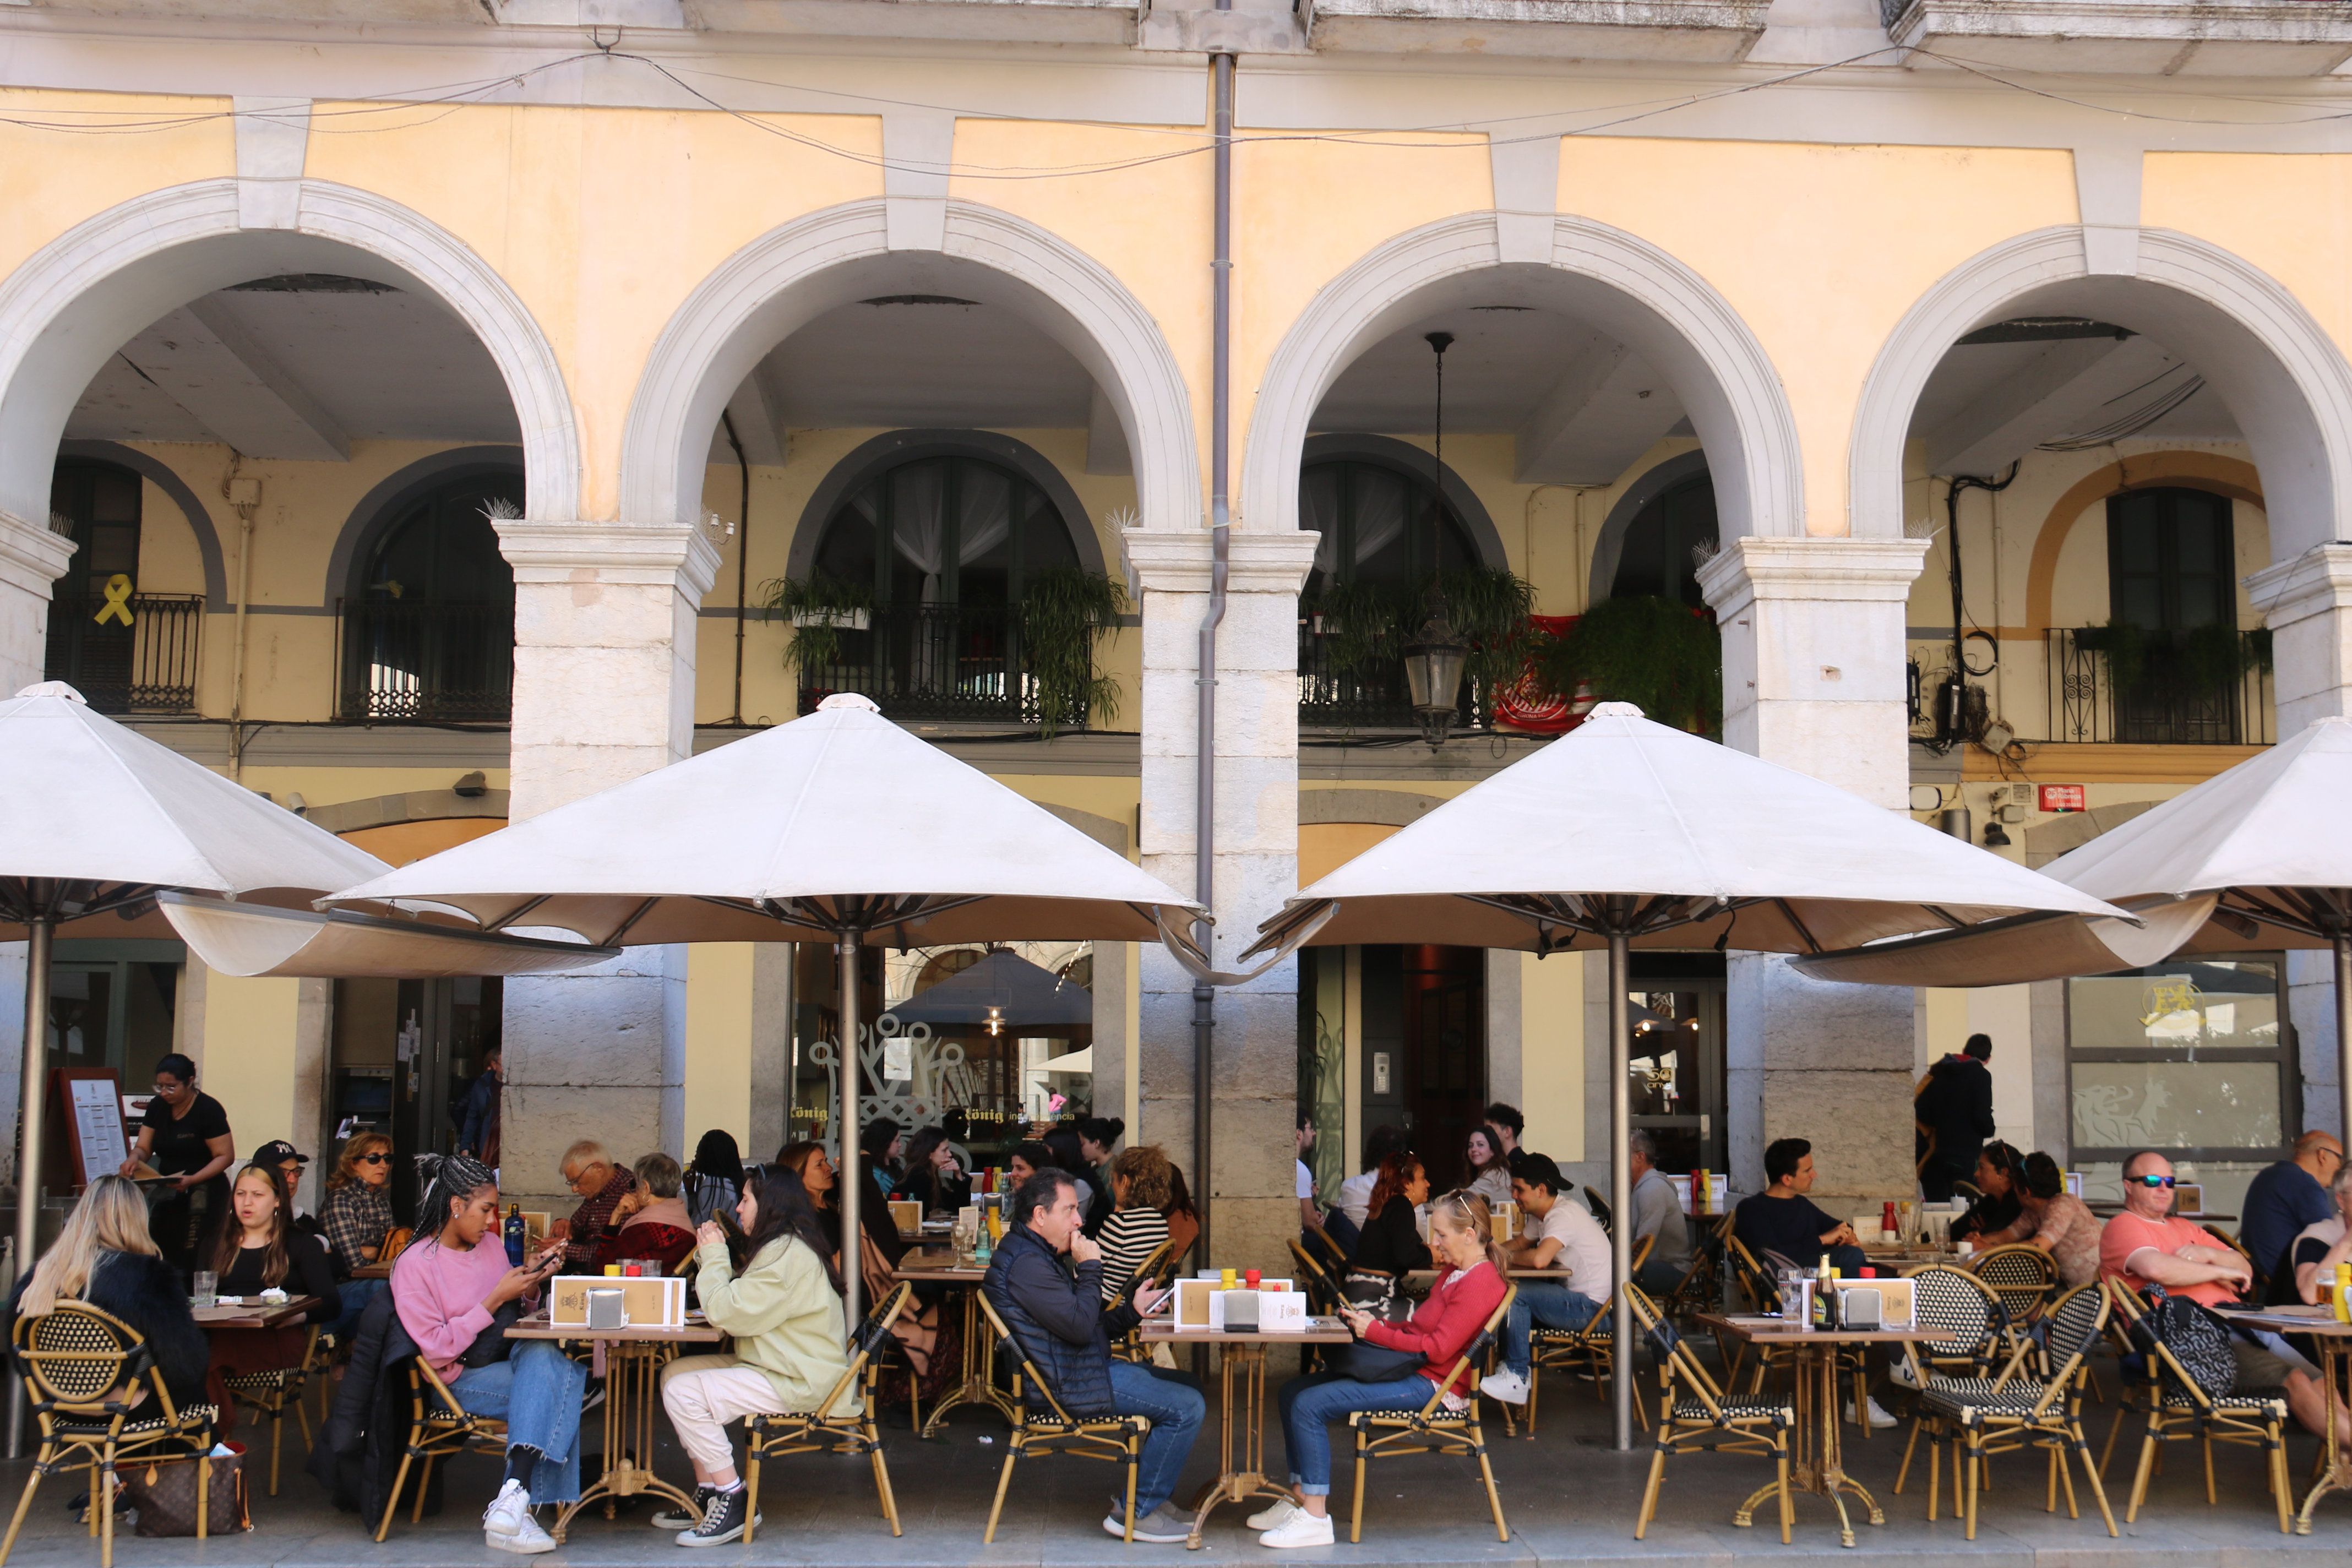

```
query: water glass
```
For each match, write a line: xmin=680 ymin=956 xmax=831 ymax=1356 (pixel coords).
xmin=192 ymin=1271 xmax=216 ymax=1309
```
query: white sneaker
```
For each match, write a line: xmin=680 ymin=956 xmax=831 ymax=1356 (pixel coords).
xmin=1246 ymin=1498 xmax=1305 ymax=1530
xmin=483 ymin=1480 xmax=557 ymax=1555
xmin=1480 ymin=1368 xmax=1530 ymax=1406
xmin=1848 ymin=1395 xmax=1898 ymax=1429
xmin=1888 ymin=1359 xmax=1921 ymax=1391
xmin=1259 ymin=1511 xmax=1336 ymax=1549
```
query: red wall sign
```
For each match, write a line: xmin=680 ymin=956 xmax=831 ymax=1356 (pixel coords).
xmin=2038 ymin=785 xmax=2087 ymax=814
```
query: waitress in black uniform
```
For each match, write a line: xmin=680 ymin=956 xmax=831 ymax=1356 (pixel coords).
xmin=117 ymin=1052 xmax=236 ymax=1277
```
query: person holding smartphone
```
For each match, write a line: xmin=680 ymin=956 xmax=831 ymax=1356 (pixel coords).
xmin=391 ymin=1155 xmax=587 ymax=1556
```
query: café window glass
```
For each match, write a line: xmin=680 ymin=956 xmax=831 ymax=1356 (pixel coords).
xmin=2066 ymin=955 xmax=2293 ymax=1161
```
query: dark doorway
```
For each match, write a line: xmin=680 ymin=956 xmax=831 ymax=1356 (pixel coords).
xmin=1358 ymin=945 xmax=1488 ymax=1187
xmin=328 ymin=976 xmax=502 ymax=1226
xmin=1626 ymin=953 xmax=1726 ymax=1175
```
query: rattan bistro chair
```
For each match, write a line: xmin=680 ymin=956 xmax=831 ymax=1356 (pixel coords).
xmin=221 ymin=1324 xmax=326 ymax=1496
xmin=1892 ymin=1265 xmax=2005 ymax=1498
xmin=744 ymin=1281 xmax=911 ymax=1543
xmin=1628 ymin=1284 xmax=1794 ymax=1545
xmin=1288 ymin=1240 xmax=1347 ymax=1374
xmin=1915 ymin=1280 xmax=2117 ymax=1540
xmin=1109 ymin=1239 xmax=1179 ymax=1365
xmin=1968 ymin=1245 xmax=2060 ymax=1335
xmin=1524 ymin=1234 xmax=1653 ymax=1436
xmin=0 ymin=1302 xmax=217 ymax=1568
xmin=1346 ymin=1286 xmax=1514 ymax=1544
xmin=2106 ymin=1286 xmax=2293 ymax=1533
xmin=976 ymin=1292 xmax=1152 ymax=1544
xmin=375 ymin=1355 xmax=509 ymax=1543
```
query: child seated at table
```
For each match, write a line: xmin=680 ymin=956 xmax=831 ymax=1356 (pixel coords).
xmin=390 ymin=1153 xmax=583 ymax=1557
xmin=655 ymin=1163 xmax=855 ymax=1547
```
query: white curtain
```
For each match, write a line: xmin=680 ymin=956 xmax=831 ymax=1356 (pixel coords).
xmin=1303 ymin=465 xmax=1340 ymax=575
xmin=889 ymin=463 xmax=949 ymax=602
xmin=954 ymin=464 xmax=1012 ymax=568
xmin=1350 ymin=469 xmax=1408 ymax=571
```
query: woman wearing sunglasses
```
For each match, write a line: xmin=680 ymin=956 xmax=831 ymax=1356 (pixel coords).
xmin=321 ymin=1131 xmax=398 ymax=1340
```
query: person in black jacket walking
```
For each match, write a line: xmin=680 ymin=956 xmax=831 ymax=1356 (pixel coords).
xmin=1915 ymin=1032 xmax=1999 ymax=1202
xmin=983 ymin=1168 xmax=1204 ymax=1544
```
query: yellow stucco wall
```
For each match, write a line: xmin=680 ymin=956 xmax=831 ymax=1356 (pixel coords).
xmin=193 ymin=969 xmax=302 ymax=1161
xmin=0 ymin=91 xmax=234 ymax=282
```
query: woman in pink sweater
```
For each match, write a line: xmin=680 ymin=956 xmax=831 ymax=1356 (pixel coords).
xmin=1256 ymin=1191 xmax=1509 ymax=1549
xmin=390 ymin=1155 xmax=585 ymax=1557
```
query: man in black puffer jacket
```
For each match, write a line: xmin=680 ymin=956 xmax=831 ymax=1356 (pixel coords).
xmin=984 ymin=1168 xmax=1204 ymax=1544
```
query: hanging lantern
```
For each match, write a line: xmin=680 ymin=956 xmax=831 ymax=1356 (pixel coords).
xmin=1402 ymin=591 xmax=1470 ymax=749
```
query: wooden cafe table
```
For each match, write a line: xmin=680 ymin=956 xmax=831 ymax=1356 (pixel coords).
xmin=1141 ymin=1316 xmax=1355 ymax=1550
xmin=190 ymin=1296 xmax=323 ymax=1331
xmin=892 ymin=1248 xmax=1017 ymax=1435
xmin=2217 ymin=1304 xmax=2352 ymax=1534
xmin=504 ymin=1311 xmax=724 ymax=1543
xmin=1696 ymin=1313 xmax=1935 ymax=1549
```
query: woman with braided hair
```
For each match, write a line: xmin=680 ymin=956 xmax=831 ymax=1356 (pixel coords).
xmin=390 ymin=1153 xmax=586 ymax=1556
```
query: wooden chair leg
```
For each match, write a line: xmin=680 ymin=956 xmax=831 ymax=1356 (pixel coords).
xmin=375 ymin=1452 xmax=415 ymax=1543
xmin=2271 ymin=1424 xmax=2293 ymax=1534
xmin=195 ymin=1452 xmax=209 ymax=1540
xmin=1928 ymin=1430 xmax=1942 ymax=1521
xmin=1896 ymin=1417 xmax=1921 ymax=1494
xmin=1349 ymin=1429 xmax=1368 ymax=1544
xmin=1121 ymin=1441 xmax=1139 ymax=1542
xmin=2072 ymin=1423 xmax=2118 ymax=1538
xmin=1634 ymin=1446 xmax=1667 ymax=1539
xmin=268 ymin=1408 xmax=284 ymax=1496
xmin=1474 ymin=1434 xmax=1506 ymax=1541
xmin=869 ymin=1424 xmax=902 ymax=1537
xmin=2126 ymin=1421 xmax=2159 ymax=1523
xmin=411 ymin=1453 xmax=434 ymax=1523
xmin=0 ymin=1460 xmax=45 ymax=1567
xmin=2202 ymin=1429 xmax=2218 ymax=1504
xmin=1777 ymin=1434 xmax=1794 ymax=1545
xmin=97 ymin=1458 xmax=114 ymax=1568
xmin=982 ymin=1446 xmax=1017 ymax=1544
xmin=1963 ymin=1431 xmax=1981 ymax=1542
xmin=742 ymin=1441 xmax=761 ymax=1546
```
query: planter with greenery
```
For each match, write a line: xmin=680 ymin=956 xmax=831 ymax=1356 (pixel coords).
xmin=1531 ymin=595 xmax=1722 ymax=736
xmin=1302 ymin=566 xmax=1536 ymax=721
xmin=2073 ymin=618 xmax=2269 ymax=699
xmin=1017 ymin=567 xmax=1127 ymax=736
xmin=761 ymin=574 xmax=875 ymax=672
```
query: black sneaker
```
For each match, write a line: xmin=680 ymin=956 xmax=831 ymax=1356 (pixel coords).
xmin=651 ymin=1486 xmax=713 ymax=1531
xmin=676 ymin=1485 xmax=750 ymax=1548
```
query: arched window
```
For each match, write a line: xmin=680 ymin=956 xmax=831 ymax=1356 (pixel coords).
xmin=1608 ymin=471 xmax=1717 ymax=605
xmin=1297 ymin=458 xmax=1480 ymax=599
xmin=811 ymin=455 xmax=1079 ymax=608
xmin=2107 ymin=487 xmax=2234 ymax=631
xmin=341 ymin=471 xmax=519 ymax=723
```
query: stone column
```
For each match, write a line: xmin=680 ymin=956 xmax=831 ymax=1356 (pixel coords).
xmin=2248 ymin=543 xmax=2352 ymax=1137
xmin=1697 ymin=536 xmax=1929 ymax=1212
xmin=1124 ymin=526 xmax=1319 ymax=1276
xmin=492 ymin=520 xmax=720 ymax=1213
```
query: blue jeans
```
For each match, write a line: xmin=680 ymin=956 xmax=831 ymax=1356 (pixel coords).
xmin=1106 ymin=1359 xmax=1205 ymax=1515
xmin=446 ymin=1341 xmax=590 ymax=1505
xmin=1500 ymin=1281 xmax=1602 ymax=1375
xmin=325 ymin=1278 xmax=383 ymax=1345
xmin=1276 ymin=1373 xmax=1435 ymax=1495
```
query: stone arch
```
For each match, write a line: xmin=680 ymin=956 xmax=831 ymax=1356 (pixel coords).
xmin=0 ymin=181 xmax=579 ymax=530
xmin=1850 ymin=226 xmax=2352 ymax=562
xmin=2022 ymin=451 xmax=2266 ymax=631
xmin=785 ymin=429 xmax=1110 ymax=581
xmin=620 ymin=200 xmax=1200 ymax=536
xmin=325 ymin=445 xmax=529 ymax=608
xmin=1242 ymin=211 xmax=1803 ymax=544
xmin=1299 ymin=433 xmax=1507 ymax=573
xmin=1588 ymin=447 xmax=1711 ymax=607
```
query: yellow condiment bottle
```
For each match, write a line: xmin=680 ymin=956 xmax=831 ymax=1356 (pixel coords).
xmin=2334 ymin=1261 xmax=2351 ymax=1324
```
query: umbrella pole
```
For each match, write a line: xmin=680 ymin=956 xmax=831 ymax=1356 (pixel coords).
xmin=1609 ymin=928 xmax=1633 ymax=1453
xmin=2338 ymin=931 xmax=2351 ymax=1151
xmin=836 ymin=927 xmax=864 ymax=1327
xmin=9 ymin=915 xmax=51 ymax=1460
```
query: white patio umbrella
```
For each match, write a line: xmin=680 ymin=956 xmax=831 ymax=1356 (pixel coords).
xmin=1236 ymin=701 xmax=2127 ymax=1449
xmin=326 ymin=692 xmax=1200 ymax=1320
xmin=1796 ymin=714 xmax=2352 ymax=1140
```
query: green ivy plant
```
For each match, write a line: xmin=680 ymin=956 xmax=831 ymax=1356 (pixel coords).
xmin=1533 ymin=595 xmax=1722 ymax=736
xmin=760 ymin=573 xmax=874 ymax=671
xmin=1018 ymin=568 xmax=1128 ymax=737
xmin=1303 ymin=567 xmax=1537 ymax=717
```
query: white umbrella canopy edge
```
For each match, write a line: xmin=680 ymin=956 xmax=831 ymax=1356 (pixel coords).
xmin=1789 ymin=894 xmax=2222 ymax=988
xmin=157 ymin=892 xmax=622 ymax=979
xmin=324 ymin=695 xmax=1197 ymax=945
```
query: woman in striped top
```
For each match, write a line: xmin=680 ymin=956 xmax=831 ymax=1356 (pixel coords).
xmin=1096 ymin=1144 xmax=1175 ymax=1303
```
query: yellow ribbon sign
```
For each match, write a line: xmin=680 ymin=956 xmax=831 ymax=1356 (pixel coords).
xmin=93 ymin=574 xmax=134 ymax=627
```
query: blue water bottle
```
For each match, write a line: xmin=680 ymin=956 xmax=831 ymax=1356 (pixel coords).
xmin=504 ymin=1202 xmax=527 ymax=1266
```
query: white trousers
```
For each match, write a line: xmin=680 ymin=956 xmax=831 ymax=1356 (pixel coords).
xmin=660 ymin=1357 xmax=785 ymax=1474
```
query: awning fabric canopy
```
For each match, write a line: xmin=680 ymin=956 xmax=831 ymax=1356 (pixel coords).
xmin=157 ymin=893 xmax=619 ymax=979
xmin=327 ymin=694 xmax=1199 ymax=945
xmin=1243 ymin=703 xmax=2127 ymax=962
xmin=884 ymin=949 xmax=1092 ymax=1027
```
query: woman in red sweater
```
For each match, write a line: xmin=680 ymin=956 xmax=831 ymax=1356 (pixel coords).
xmin=1255 ymin=1190 xmax=1508 ymax=1549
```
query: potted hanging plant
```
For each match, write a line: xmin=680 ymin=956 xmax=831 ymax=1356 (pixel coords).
xmin=1018 ymin=567 xmax=1127 ymax=737
xmin=1532 ymin=595 xmax=1722 ymax=736
xmin=761 ymin=574 xmax=874 ymax=671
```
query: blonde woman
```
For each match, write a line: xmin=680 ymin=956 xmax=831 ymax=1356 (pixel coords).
xmin=8 ymin=1175 xmax=208 ymax=1409
xmin=1257 ymin=1190 xmax=1509 ymax=1549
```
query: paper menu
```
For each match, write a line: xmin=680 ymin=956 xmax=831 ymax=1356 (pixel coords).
xmin=69 ymin=1077 xmax=128 ymax=1185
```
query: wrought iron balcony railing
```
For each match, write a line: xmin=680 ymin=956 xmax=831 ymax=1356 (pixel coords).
xmin=794 ymin=601 xmax=1092 ymax=728
xmin=2045 ymin=625 xmax=2274 ymax=747
xmin=1297 ymin=618 xmax=1486 ymax=733
xmin=337 ymin=598 xmax=513 ymax=724
xmin=43 ymin=593 xmax=202 ymax=715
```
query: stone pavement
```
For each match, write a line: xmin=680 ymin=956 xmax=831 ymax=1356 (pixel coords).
xmin=0 ymin=1368 xmax=2343 ymax=1568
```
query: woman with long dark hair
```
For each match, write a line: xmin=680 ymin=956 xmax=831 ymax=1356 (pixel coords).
xmin=390 ymin=1154 xmax=586 ymax=1556
xmin=203 ymin=1162 xmax=338 ymax=1427
xmin=683 ymin=1130 xmax=745 ymax=1229
xmin=1347 ymin=1153 xmax=1431 ymax=1281
xmin=655 ymin=1164 xmax=857 ymax=1545
xmin=1462 ymin=1127 xmax=1511 ymax=1208
xmin=894 ymin=1126 xmax=971 ymax=1216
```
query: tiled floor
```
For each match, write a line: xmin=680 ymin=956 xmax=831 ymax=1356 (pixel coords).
xmin=0 ymin=1362 xmax=2342 ymax=1567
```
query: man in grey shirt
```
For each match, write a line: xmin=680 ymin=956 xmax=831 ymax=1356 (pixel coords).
xmin=1629 ymin=1130 xmax=1692 ymax=1294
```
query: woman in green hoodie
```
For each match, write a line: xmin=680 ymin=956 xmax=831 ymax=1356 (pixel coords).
xmin=656 ymin=1163 xmax=852 ymax=1547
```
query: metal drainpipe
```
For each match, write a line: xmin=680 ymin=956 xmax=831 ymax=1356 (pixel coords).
xmin=1194 ymin=24 xmax=1234 ymax=1270
xmin=722 ymin=410 xmax=751 ymax=726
